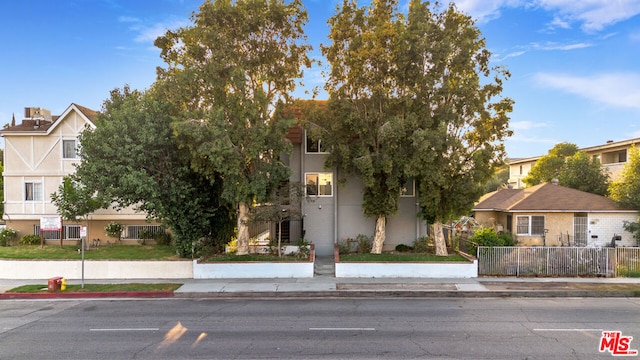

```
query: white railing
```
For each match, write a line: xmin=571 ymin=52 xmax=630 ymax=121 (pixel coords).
xmin=478 ymin=247 xmax=640 ymax=277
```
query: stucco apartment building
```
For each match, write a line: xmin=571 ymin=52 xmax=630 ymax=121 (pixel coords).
xmin=508 ymin=137 xmax=640 ymax=189
xmin=1 ymin=104 xmax=160 ymax=245
xmin=284 ymin=126 xmax=429 ymax=256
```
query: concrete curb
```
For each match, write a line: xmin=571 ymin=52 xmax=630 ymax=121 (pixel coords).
xmin=0 ymin=291 xmax=174 ymax=300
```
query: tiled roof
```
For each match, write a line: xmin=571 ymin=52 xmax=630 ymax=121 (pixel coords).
xmin=474 ymin=183 xmax=633 ymax=212
xmin=72 ymin=103 xmax=98 ymax=122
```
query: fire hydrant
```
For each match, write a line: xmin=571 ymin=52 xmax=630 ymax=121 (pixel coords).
xmin=60 ymin=278 xmax=67 ymax=291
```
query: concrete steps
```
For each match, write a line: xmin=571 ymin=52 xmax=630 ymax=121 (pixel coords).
xmin=314 ymin=256 xmax=335 ymax=277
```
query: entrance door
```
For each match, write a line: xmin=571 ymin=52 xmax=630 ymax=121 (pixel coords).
xmin=573 ymin=213 xmax=588 ymax=247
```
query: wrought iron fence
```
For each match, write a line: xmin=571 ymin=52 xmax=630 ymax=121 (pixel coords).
xmin=478 ymin=246 xmax=640 ymax=277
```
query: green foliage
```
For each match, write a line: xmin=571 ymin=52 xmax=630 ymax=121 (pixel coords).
xmin=470 ymin=227 xmax=514 ymax=247
xmin=622 ymin=221 xmax=640 ymax=246
xmin=609 ymin=145 xmax=640 ymax=210
xmin=76 ymin=86 xmax=235 ymax=258
xmin=412 ymin=237 xmax=431 ymax=253
xmin=20 ymin=234 xmax=41 ymax=245
xmin=294 ymin=238 xmax=312 ymax=258
xmin=154 ymin=0 xmax=311 ymax=255
xmin=557 ymin=151 xmax=609 ymax=195
xmin=153 ymin=231 xmax=172 ymax=246
xmin=523 ymin=142 xmax=578 ymax=186
xmin=395 ymin=244 xmax=413 ymax=252
xmin=50 ymin=175 xmax=105 ymax=222
xmin=485 ymin=165 xmax=510 ymax=193
xmin=104 ymin=222 xmax=123 ymax=241
xmin=0 ymin=228 xmax=19 ymax=246
xmin=338 ymin=234 xmax=372 ymax=254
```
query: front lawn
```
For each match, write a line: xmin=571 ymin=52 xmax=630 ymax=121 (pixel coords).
xmin=339 ymin=253 xmax=469 ymax=262
xmin=0 ymin=245 xmax=179 ymax=260
xmin=8 ymin=283 xmax=181 ymax=293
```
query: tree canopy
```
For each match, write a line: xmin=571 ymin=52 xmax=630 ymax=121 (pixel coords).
xmin=75 ymin=86 xmax=235 ymax=257
xmin=154 ymin=0 xmax=312 ymax=254
xmin=314 ymin=0 xmax=513 ymax=255
xmin=609 ymin=145 xmax=640 ymax=210
xmin=524 ymin=142 xmax=609 ymax=195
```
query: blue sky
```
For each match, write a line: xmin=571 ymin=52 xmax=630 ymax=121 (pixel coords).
xmin=1 ymin=0 xmax=639 ymax=159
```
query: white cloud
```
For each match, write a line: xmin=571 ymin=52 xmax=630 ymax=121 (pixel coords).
xmin=532 ymin=42 xmax=593 ymax=51
xmin=132 ymin=20 xmax=190 ymax=44
xmin=510 ymin=120 xmax=548 ymax=130
xmin=536 ymin=0 xmax=640 ymax=32
xmin=118 ymin=16 xmax=140 ymax=23
xmin=451 ymin=0 xmax=640 ymax=32
xmin=534 ymin=72 xmax=640 ymax=110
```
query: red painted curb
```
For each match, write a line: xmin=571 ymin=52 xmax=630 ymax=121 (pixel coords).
xmin=0 ymin=291 xmax=174 ymax=299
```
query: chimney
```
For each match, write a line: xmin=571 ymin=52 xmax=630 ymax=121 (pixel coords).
xmin=606 ymin=140 xmax=614 ymax=143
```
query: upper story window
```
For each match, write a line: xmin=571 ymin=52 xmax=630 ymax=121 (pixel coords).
xmin=519 ymin=165 xmax=523 ymax=175
xmin=306 ymin=173 xmax=332 ymax=196
xmin=400 ymin=178 xmax=415 ymax=197
xmin=306 ymin=132 xmax=327 ymax=153
xmin=25 ymin=182 xmax=43 ymax=201
xmin=63 ymin=139 xmax=78 ymax=159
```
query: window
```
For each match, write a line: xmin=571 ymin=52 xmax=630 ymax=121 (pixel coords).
xmin=516 ymin=215 xmax=545 ymax=235
xmin=401 ymin=178 xmax=415 ymax=197
xmin=124 ymin=225 xmax=164 ymax=239
xmin=25 ymin=182 xmax=43 ymax=201
xmin=306 ymin=134 xmax=327 ymax=153
xmin=34 ymin=225 xmax=81 ymax=240
xmin=63 ymin=139 xmax=78 ymax=159
xmin=306 ymin=173 xmax=332 ymax=196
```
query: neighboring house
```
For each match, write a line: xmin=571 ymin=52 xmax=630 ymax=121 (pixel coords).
xmin=1 ymin=104 xmax=160 ymax=245
xmin=507 ymin=137 xmax=640 ymax=189
xmin=473 ymin=182 xmax=638 ymax=247
xmin=284 ymin=124 xmax=428 ymax=256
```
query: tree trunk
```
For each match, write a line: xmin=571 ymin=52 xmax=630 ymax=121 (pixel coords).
xmin=433 ymin=220 xmax=449 ymax=256
xmin=236 ymin=202 xmax=250 ymax=255
xmin=370 ymin=215 xmax=386 ymax=254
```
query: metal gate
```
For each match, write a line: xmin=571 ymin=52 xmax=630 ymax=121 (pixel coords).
xmin=573 ymin=213 xmax=588 ymax=247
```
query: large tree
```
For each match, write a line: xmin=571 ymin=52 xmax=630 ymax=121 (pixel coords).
xmin=523 ymin=142 xmax=609 ymax=195
xmin=75 ymin=86 xmax=235 ymax=257
xmin=557 ymin=151 xmax=609 ymax=195
xmin=404 ymin=1 xmax=513 ymax=256
xmin=316 ymin=0 xmax=414 ymax=253
xmin=154 ymin=0 xmax=311 ymax=255
xmin=523 ymin=142 xmax=578 ymax=186
xmin=609 ymin=145 xmax=640 ymax=210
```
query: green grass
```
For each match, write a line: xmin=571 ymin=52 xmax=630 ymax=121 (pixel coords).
xmin=0 ymin=245 xmax=179 ymax=260
xmin=202 ymin=254 xmax=309 ymax=262
xmin=8 ymin=283 xmax=181 ymax=293
xmin=339 ymin=253 xmax=469 ymax=262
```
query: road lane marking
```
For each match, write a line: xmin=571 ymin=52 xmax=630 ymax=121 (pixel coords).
xmin=309 ymin=328 xmax=375 ymax=331
xmin=90 ymin=328 xmax=159 ymax=332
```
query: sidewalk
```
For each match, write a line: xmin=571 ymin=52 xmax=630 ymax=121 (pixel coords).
xmin=1 ymin=276 xmax=639 ymax=299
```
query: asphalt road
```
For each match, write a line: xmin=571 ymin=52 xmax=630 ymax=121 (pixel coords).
xmin=1 ymin=297 xmax=639 ymax=359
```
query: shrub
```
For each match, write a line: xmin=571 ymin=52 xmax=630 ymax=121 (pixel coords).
xmin=395 ymin=244 xmax=413 ymax=252
xmin=470 ymin=227 xmax=514 ymax=247
xmin=0 ymin=228 xmax=19 ymax=246
xmin=137 ymin=228 xmax=152 ymax=245
xmin=412 ymin=237 xmax=431 ymax=253
xmin=104 ymin=222 xmax=123 ymax=242
xmin=355 ymin=234 xmax=372 ymax=254
xmin=294 ymin=238 xmax=312 ymax=258
xmin=225 ymin=237 xmax=237 ymax=254
xmin=337 ymin=239 xmax=351 ymax=254
xmin=20 ymin=234 xmax=41 ymax=245
xmin=153 ymin=231 xmax=172 ymax=246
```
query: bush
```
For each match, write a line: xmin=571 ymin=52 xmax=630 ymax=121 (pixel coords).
xmin=20 ymin=234 xmax=41 ymax=245
xmin=153 ymin=231 xmax=172 ymax=246
xmin=470 ymin=227 xmax=513 ymax=247
xmin=355 ymin=234 xmax=372 ymax=253
xmin=294 ymin=238 xmax=312 ymax=258
xmin=395 ymin=244 xmax=413 ymax=252
xmin=0 ymin=228 xmax=19 ymax=246
xmin=412 ymin=237 xmax=431 ymax=253
xmin=104 ymin=222 xmax=123 ymax=241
